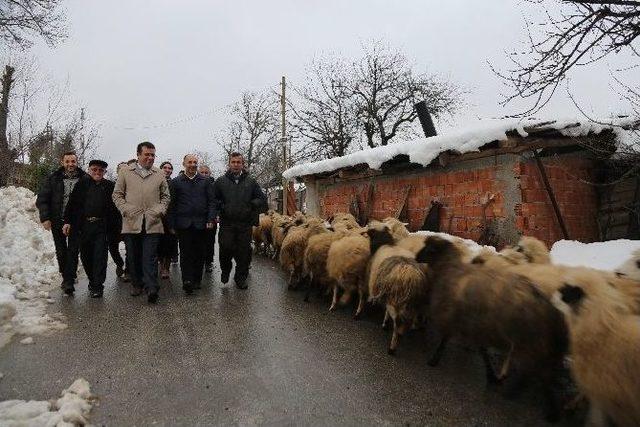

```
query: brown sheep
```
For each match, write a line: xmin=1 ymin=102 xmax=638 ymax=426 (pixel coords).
xmin=472 ymin=235 xmax=550 ymax=268
xmin=552 ymin=269 xmax=640 ymax=427
xmin=330 ymin=212 xmax=360 ymax=232
xmin=381 ymin=217 xmax=410 ymax=240
xmin=303 ymin=229 xmax=350 ymax=302
xmin=416 ymin=236 xmax=567 ymax=422
xmin=271 ymin=214 xmax=295 ymax=260
xmin=326 ymin=228 xmax=371 ymax=316
xmin=397 ymin=233 xmax=474 ymax=263
xmin=280 ymin=220 xmax=328 ymax=289
xmin=252 ymin=212 xmax=274 ymax=255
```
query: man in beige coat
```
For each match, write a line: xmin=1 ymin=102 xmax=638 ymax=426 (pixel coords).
xmin=112 ymin=141 xmax=170 ymax=303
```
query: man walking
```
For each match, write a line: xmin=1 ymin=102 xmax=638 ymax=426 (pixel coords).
xmin=213 ymin=152 xmax=267 ymax=289
xmin=198 ymin=164 xmax=216 ymax=273
xmin=112 ymin=141 xmax=170 ymax=303
xmin=62 ymin=160 xmax=120 ymax=298
xmin=36 ymin=151 xmax=87 ymax=294
xmin=168 ymin=155 xmax=216 ymax=294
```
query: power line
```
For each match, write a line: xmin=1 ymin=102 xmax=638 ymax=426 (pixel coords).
xmin=98 ymin=105 xmax=227 ymax=131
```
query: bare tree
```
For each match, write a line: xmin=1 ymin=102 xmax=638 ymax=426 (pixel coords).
xmin=215 ymin=90 xmax=281 ymax=187
xmin=0 ymin=0 xmax=66 ymax=49
xmin=349 ymin=41 xmax=462 ymax=148
xmin=289 ymin=57 xmax=358 ymax=160
xmin=0 ymin=64 xmax=14 ymax=185
xmin=495 ymin=0 xmax=640 ymax=115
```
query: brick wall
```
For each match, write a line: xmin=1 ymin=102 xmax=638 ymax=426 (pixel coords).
xmin=515 ymin=154 xmax=599 ymax=244
xmin=311 ymin=150 xmax=601 ymax=249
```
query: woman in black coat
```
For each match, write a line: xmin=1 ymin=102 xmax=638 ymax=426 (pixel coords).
xmin=158 ymin=161 xmax=178 ymax=279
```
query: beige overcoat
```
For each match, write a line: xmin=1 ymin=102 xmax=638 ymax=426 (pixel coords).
xmin=112 ymin=164 xmax=170 ymax=234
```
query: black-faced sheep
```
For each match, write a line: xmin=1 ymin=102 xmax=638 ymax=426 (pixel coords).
xmin=416 ymin=236 xmax=567 ymax=422
xmin=552 ymin=269 xmax=640 ymax=427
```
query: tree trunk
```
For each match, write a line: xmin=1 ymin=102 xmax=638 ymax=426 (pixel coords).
xmin=0 ymin=65 xmax=15 ymax=187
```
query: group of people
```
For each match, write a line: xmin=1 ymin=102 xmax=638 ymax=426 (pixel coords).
xmin=35 ymin=141 xmax=268 ymax=304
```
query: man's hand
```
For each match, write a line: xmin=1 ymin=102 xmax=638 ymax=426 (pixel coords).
xmin=206 ymin=222 xmax=214 ymax=229
xmin=169 ymin=228 xmax=176 ymax=235
xmin=42 ymin=220 xmax=52 ymax=231
xmin=62 ymin=224 xmax=71 ymax=236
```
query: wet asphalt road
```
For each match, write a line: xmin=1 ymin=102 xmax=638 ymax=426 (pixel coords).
xmin=0 ymin=252 xmax=553 ymax=426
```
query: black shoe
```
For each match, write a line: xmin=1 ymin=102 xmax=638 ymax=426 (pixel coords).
xmin=147 ymin=291 xmax=159 ymax=304
xmin=205 ymin=264 xmax=213 ymax=273
xmin=183 ymin=281 xmax=193 ymax=295
xmin=193 ymin=281 xmax=202 ymax=290
xmin=63 ymin=286 xmax=75 ymax=296
xmin=89 ymin=290 xmax=103 ymax=298
xmin=235 ymin=280 xmax=248 ymax=290
xmin=220 ymin=271 xmax=230 ymax=284
xmin=116 ymin=265 xmax=125 ymax=277
xmin=130 ymin=286 xmax=143 ymax=297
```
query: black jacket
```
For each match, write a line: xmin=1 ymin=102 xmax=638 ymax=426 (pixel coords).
xmin=213 ymin=170 xmax=267 ymax=226
xmin=63 ymin=176 xmax=120 ymax=237
xmin=36 ymin=167 xmax=87 ymax=223
xmin=167 ymin=173 xmax=216 ymax=230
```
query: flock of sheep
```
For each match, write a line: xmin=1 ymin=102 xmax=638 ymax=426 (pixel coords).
xmin=252 ymin=210 xmax=640 ymax=426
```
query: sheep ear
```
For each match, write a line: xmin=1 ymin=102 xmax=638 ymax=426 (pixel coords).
xmin=470 ymin=256 xmax=485 ymax=265
xmin=559 ymin=284 xmax=585 ymax=306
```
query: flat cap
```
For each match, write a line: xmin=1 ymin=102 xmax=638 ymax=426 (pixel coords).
xmin=88 ymin=159 xmax=108 ymax=169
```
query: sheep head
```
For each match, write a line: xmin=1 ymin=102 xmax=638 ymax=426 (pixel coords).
xmin=366 ymin=221 xmax=395 ymax=255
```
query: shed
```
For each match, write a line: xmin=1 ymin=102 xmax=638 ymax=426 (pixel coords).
xmin=284 ymin=117 xmax=638 ymax=249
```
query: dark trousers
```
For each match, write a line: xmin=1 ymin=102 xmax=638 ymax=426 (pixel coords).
xmin=108 ymin=238 xmax=125 ymax=269
xmin=50 ymin=220 xmax=80 ymax=284
xmin=177 ymin=227 xmax=207 ymax=285
xmin=124 ymin=233 xmax=160 ymax=293
xmin=204 ymin=225 xmax=217 ymax=265
xmin=219 ymin=224 xmax=252 ymax=282
xmin=79 ymin=220 xmax=109 ymax=292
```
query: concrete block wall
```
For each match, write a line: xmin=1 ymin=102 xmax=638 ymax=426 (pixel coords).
xmin=310 ymin=150 xmax=600 ymax=249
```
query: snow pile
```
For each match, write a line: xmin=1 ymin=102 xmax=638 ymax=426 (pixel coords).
xmin=550 ymin=239 xmax=640 ymax=272
xmin=0 ymin=186 xmax=67 ymax=348
xmin=283 ymin=117 xmax=637 ymax=179
xmin=0 ymin=378 xmax=94 ymax=426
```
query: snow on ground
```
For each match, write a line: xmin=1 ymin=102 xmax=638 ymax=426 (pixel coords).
xmin=0 ymin=186 xmax=67 ymax=349
xmin=550 ymin=239 xmax=640 ymax=272
xmin=0 ymin=378 xmax=94 ymax=426
xmin=283 ymin=116 xmax=637 ymax=179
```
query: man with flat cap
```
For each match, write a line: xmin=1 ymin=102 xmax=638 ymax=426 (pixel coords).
xmin=63 ymin=159 xmax=120 ymax=297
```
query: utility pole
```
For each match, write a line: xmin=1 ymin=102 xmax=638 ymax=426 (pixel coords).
xmin=281 ymin=76 xmax=288 ymax=215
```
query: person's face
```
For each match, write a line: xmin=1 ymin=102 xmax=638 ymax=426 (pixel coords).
xmin=162 ymin=163 xmax=173 ymax=178
xmin=228 ymin=156 xmax=244 ymax=174
xmin=88 ymin=165 xmax=105 ymax=182
xmin=198 ymin=167 xmax=210 ymax=177
xmin=183 ymin=155 xmax=198 ymax=175
xmin=60 ymin=155 xmax=77 ymax=174
xmin=138 ymin=147 xmax=156 ymax=169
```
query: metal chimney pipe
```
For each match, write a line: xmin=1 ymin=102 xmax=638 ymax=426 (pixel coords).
xmin=414 ymin=101 xmax=437 ymax=138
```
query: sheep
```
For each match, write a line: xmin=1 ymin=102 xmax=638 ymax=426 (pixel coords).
xmin=471 ymin=236 xmax=550 ymax=268
xmin=252 ymin=212 xmax=274 ymax=255
xmin=302 ymin=229 xmax=351 ymax=302
xmin=326 ymin=228 xmax=371 ymax=316
xmin=271 ymin=214 xmax=295 ymax=260
xmin=329 ymin=212 xmax=360 ymax=232
xmin=551 ymin=268 xmax=640 ymax=427
xmin=416 ymin=236 xmax=568 ymax=422
xmin=366 ymin=222 xmax=428 ymax=354
xmin=397 ymin=233 xmax=474 ymax=264
xmin=381 ymin=217 xmax=410 ymax=240
xmin=615 ymin=248 xmax=640 ymax=282
xmin=280 ymin=219 xmax=329 ymax=289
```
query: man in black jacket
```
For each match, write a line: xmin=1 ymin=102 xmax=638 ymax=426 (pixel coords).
xmin=167 ymin=154 xmax=216 ymax=294
xmin=213 ymin=152 xmax=267 ymax=289
xmin=62 ymin=160 xmax=120 ymax=297
xmin=36 ymin=151 xmax=87 ymax=292
xmin=198 ymin=164 xmax=217 ymax=272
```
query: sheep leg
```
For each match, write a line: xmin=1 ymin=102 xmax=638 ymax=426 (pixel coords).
xmin=427 ymin=335 xmax=450 ymax=367
xmin=303 ymin=273 xmax=314 ymax=303
xmin=353 ymin=288 xmax=365 ymax=320
xmin=381 ymin=309 xmax=390 ymax=330
xmin=388 ymin=314 xmax=400 ymax=356
xmin=479 ymin=347 xmax=500 ymax=386
xmin=497 ymin=343 xmax=514 ymax=381
xmin=329 ymin=285 xmax=339 ymax=311
xmin=339 ymin=289 xmax=352 ymax=305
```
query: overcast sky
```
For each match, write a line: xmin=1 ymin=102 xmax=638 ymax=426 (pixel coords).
xmin=21 ymin=0 xmax=639 ymax=174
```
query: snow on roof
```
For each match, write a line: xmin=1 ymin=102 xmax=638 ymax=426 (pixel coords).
xmin=283 ymin=117 xmax=637 ymax=179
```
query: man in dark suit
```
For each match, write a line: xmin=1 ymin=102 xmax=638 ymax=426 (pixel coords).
xmin=167 ymin=154 xmax=216 ymax=294
xmin=62 ymin=160 xmax=120 ymax=297
xmin=36 ymin=151 xmax=87 ymax=293
xmin=213 ymin=152 xmax=267 ymax=290
xmin=198 ymin=164 xmax=217 ymax=272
